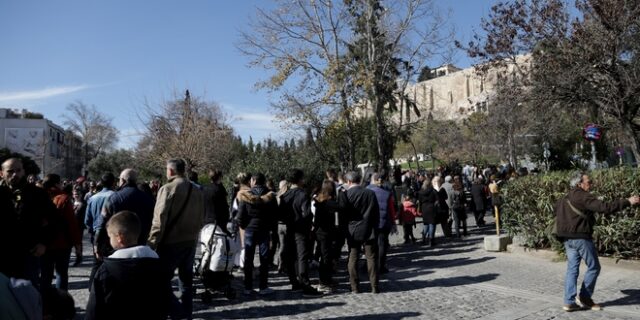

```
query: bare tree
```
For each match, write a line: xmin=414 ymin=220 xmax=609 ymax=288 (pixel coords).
xmin=345 ymin=0 xmax=449 ymax=170
xmin=137 ymin=90 xmax=236 ymax=175
xmin=239 ymin=0 xmax=448 ymax=170
xmin=63 ymin=101 xmax=118 ymax=174
xmin=239 ymin=0 xmax=358 ymax=169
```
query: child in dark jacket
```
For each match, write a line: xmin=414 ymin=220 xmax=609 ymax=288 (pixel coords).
xmin=86 ymin=211 xmax=169 ymax=320
xmin=399 ymin=195 xmax=420 ymax=244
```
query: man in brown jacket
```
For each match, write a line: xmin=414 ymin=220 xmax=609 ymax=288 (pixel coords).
xmin=555 ymin=171 xmax=639 ymax=312
xmin=148 ymin=158 xmax=204 ymax=320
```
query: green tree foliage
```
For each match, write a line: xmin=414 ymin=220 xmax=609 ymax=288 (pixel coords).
xmin=227 ymin=136 xmax=328 ymax=191
xmin=86 ymin=149 xmax=135 ymax=180
xmin=0 ymin=148 xmax=41 ymax=176
xmin=502 ymin=168 xmax=640 ymax=259
xmin=417 ymin=65 xmax=434 ymax=82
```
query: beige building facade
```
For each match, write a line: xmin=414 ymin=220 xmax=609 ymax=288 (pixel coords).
xmin=405 ymin=55 xmax=530 ymax=122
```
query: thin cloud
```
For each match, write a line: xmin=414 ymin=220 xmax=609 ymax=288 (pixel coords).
xmin=0 ymin=85 xmax=90 ymax=103
xmin=233 ymin=112 xmax=277 ymax=131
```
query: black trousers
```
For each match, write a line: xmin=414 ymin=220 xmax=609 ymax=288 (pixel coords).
xmin=294 ymin=232 xmax=313 ymax=287
xmin=315 ymin=230 xmax=334 ymax=285
xmin=377 ymin=229 xmax=390 ymax=270
xmin=280 ymin=226 xmax=299 ymax=287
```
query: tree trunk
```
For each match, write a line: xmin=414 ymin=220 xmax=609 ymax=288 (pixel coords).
xmin=507 ymin=125 xmax=518 ymax=168
xmin=375 ymin=99 xmax=388 ymax=171
xmin=341 ymin=91 xmax=357 ymax=170
xmin=622 ymin=120 xmax=640 ymax=167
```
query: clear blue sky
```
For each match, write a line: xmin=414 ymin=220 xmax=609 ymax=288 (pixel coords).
xmin=0 ymin=0 xmax=495 ymax=149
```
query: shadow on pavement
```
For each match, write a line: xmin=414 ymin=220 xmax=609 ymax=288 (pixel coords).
xmin=603 ymin=289 xmax=640 ymax=307
xmin=381 ymin=273 xmax=499 ymax=292
xmin=67 ymin=280 xmax=90 ymax=291
xmin=321 ymin=311 xmax=421 ymax=319
xmin=198 ymin=301 xmax=345 ymax=319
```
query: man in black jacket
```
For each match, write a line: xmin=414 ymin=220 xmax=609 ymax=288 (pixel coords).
xmin=97 ymin=169 xmax=155 ymax=255
xmin=344 ymin=171 xmax=380 ymax=293
xmin=0 ymin=158 xmax=56 ymax=289
xmin=236 ymin=173 xmax=278 ymax=295
xmin=278 ymin=169 xmax=322 ymax=297
xmin=555 ymin=172 xmax=639 ymax=312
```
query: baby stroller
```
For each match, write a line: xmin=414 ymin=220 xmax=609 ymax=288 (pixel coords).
xmin=195 ymin=223 xmax=240 ymax=302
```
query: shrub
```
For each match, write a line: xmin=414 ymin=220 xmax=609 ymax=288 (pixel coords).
xmin=501 ymin=168 xmax=640 ymax=260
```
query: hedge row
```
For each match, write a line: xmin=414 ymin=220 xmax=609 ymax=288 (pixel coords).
xmin=501 ymin=168 xmax=640 ymax=260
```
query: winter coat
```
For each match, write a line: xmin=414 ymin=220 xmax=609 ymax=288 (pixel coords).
xmin=0 ymin=181 xmax=56 ymax=280
xmin=104 ymin=185 xmax=155 ymax=245
xmin=313 ymin=198 xmax=340 ymax=234
xmin=85 ymin=246 xmax=169 ymax=320
xmin=399 ymin=200 xmax=420 ymax=225
xmin=203 ymin=182 xmax=230 ymax=229
xmin=278 ymin=187 xmax=313 ymax=233
xmin=417 ymin=187 xmax=438 ymax=225
xmin=442 ymin=182 xmax=455 ymax=210
xmin=48 ymin=188 xmax=82 ymax=251
xmin=344 ymin=185 xmax=379 ymax=242
xmin=470 ymin=183 xmax=486 ymax=212
xmin=435 ymin=187 xmax=449 ymax=222
xmin=235 ymin=185 xmax=277 ymax=232
xmin=148 ymin=176 xmax=204 ymax=249
xmin=554 ymin=188 xmax=630 ymax=240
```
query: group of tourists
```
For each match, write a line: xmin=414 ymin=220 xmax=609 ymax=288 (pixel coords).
xmin=1 ymin=155 xmax=637 ymax=319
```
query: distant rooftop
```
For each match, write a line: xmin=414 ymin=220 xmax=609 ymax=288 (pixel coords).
xmin=0 ymin=108 xmax=45 ymax=119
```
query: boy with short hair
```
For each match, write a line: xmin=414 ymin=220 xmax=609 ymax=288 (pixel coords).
xmin=86 ymin=211 xmax=169 ymax=320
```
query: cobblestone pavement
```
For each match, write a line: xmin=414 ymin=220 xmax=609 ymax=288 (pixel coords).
xmin=67 ymin=215 xmax=640 ymax=319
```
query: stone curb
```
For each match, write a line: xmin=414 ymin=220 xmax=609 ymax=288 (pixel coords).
xmin=506 ymin=244 xmax=640 ymax=271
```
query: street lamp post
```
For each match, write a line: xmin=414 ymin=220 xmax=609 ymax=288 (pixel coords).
xmin=583 ymin=124 xmax=602 ymax=170
xmin=542 ymin=142 xmax=550 ymax=171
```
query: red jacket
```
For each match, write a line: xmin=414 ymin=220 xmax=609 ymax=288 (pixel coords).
xmin=399 ymin=200 xmax=420 ymax=224
xmin=49 ymin=189 xmax=82 ymax=250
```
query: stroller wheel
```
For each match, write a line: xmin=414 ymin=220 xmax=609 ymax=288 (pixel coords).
xmin=201 ymin=290 xmax=213 ymax=304
xmin=224 ymin=287 xmax=236 ymax=300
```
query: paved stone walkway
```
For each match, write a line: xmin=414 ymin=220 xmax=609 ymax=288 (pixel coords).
xmin=67 ymin=215 xmax=640 ymax=319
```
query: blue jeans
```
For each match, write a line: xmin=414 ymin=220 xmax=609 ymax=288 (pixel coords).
xmin=422 ymin=224 xmax=435 ymax=240
xmin=40 ymin=248 xmax=72 ymax=290
xmin=243 ymin=229 xmax=270 ymax=290
xmin=157 ymin=243 xmax=196 ymax=320
xmin=564 ymin=239 xmax=601 ymax=305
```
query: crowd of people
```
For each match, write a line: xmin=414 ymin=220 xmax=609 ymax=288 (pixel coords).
xmin=2 ymin=155 xmax=629 ymax=319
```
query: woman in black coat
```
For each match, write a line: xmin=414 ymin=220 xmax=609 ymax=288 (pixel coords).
xmin=417 ymin=176 xmax=437 ymax=246
xmin=470 ymin=178 xmax=487 ymax=227
xmin=433 ymin=176 xmax=451 ymax=239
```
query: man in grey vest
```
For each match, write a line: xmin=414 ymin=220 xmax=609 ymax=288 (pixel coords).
xmin=367 ymin=172 xmax=396 ymax=274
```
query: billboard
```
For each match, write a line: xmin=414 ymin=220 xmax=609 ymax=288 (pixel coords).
xmin=5 ymin=128 xmax=45 ymax=158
